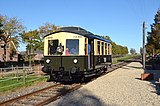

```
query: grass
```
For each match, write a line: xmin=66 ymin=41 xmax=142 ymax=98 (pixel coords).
xmin=0 ymin=54 xmax=140 ymax=93
xmin=112 ymin=54 xmax=141 ymax=64
xmin=0 ymin=75 xmax=48 ymax=93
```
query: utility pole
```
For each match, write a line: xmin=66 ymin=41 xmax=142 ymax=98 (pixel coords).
xmin=142 ymin=22 xmax=146 ymax=69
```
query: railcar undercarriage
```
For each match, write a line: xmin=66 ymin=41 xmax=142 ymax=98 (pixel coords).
xmin=47 ymin=64 xmax=109 ymax=82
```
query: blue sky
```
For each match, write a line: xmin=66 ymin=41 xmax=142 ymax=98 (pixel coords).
xmin=0 ymin=0 xmax=160 ymax=53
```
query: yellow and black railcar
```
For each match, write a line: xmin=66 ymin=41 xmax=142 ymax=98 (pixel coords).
xmin=43 ymin=26 xmax=112 ymax=81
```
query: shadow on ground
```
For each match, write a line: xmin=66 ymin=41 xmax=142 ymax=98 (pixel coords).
xmin=146 ymin=70 xmax=160 ymax=95
xmin=48 ymin=88 xmax=115 ymax=106
xmin=135 ymin=69 xmax=160 ymax=95
xmin=150 ymin=82 xmax=160 ymax=95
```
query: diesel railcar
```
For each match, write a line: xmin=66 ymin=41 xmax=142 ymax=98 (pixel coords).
xmin=42 ymin=26 xmax=112 ymax=82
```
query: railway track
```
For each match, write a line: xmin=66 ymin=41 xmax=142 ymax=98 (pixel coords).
xmin=0 ymin=61 xmax=131 ymax=106
xmin=108 ymin=62 xmax=129 ymax=72
xmin=0 ymin=83 xmax=81 ymax=106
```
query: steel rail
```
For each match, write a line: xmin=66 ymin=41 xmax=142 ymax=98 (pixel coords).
xmin=0 ymin=60 xmax=134 ymax=106
xmin=36 ymin=84 xmax=81 ymax=106
xmin=0 ymin=84 xmax=61 ymax=106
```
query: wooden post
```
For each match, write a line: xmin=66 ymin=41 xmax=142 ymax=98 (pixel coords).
xmin=23 ymin=69 xmax=26 ymax=85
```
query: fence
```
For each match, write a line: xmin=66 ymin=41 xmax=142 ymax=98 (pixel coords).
xmin=0 ymin=65 xmax=33 ymax=71
xmin=0 ymin=66 xmax=48 ymax=92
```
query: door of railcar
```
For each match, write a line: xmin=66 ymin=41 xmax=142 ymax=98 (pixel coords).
xmin=88 ymin=39 xmax=94 ymax=69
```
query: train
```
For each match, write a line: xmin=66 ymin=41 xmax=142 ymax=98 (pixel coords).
xmin=42 ymin=26 xmax=112 ymax=82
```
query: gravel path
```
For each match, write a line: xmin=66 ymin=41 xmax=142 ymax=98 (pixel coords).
xmin=47 ymin=62 xmax=160 ymax=106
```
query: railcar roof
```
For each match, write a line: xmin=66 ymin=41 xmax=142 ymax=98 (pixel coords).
xmin=44 ymin=26 xmax=111 ymax=43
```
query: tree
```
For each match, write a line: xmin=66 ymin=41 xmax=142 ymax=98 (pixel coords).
xmin=38 ymin=22 xmax=59 ymax=51
xmin=21 ymin=30 xmax=39 ymax=65
xmin=146 ymin=10 xmax=160 ymax=55
xmin=104 ymin=36 xmax=128 ymax=55
xmin=0 ymin=15 xmax=25 ymax=66
xmin=21 ymin=23 xmax=59 ymax=66
xmin=130 ymin=48 xmax=136 ymax=54
xmin=21 ymin=23 xmax=58 ymax=60
xmin=103 ymin=35 xmax=111 ymax=40
xmin=0 ymin=18 xmax=3 ymax=35
xmin=39 ymin=22 xmax=59 ymax=37
xmin=140 ymin=47 xmax=143 ymax=55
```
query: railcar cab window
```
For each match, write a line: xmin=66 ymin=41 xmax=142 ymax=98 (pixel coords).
xmin=48 ymin=40 xmax=59 ymax=55
xmin=66 ymin=39 xmax=79 ymax=55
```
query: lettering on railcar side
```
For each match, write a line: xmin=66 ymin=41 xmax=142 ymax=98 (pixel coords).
xmin=73 ymin=36 xmax=82 ymax=38
xmin=47 ymin=37 xmax=53 ymax=40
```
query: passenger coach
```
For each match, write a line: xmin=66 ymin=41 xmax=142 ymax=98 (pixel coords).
xmin=43 ymin=26 xmax=112 ymax=81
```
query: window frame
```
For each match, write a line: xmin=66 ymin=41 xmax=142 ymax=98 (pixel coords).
xmin=65 ymin=39 xmax=79 ymax=55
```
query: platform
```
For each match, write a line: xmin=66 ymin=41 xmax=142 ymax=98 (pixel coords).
xmin=47 ymin=62 xmax=160 ymax=106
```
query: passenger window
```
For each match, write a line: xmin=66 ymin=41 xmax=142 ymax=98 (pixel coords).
xmin=105 ymin=43 xmax=107 ymax=55
xmin=97 ymin=41 xmax=100 ymax=54
xmin=102 ymin=42 xmax=104 ymax=55
xmin=66 ymin=39 xmax=79 ymax=55
xmin=48 ymin=40 xmax=58 ymax=55
xmin=108 ymin=44 xmax=110 ymax=55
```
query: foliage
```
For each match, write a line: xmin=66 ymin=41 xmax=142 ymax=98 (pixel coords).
xmin=140 ymin=47 xmax=143 ymax=55
xmin=0 ymin=18 xmax=3 ymax=35
xmin=0 ymin=15 xmax=25 ymax=46
xmin=103 ymin=35 xmax=111 ymax=40
xmin=104 ymin=35 xmax=128 ymax=55
xmin=1 ymin=14 xmax=128 ymax=59
xmin=39 ymin=22 xmax=59 ymax=37
xmin=21 ymin=23 xmax=58 ymax=61
xmin=112 ymin=41 xmax=128 ymax=55
xmin=112 ymin=54 xmax=140 ymax=64
xmin=130 ymin=48 xmax=136 ymax=54
xmin=22 ymin=30 xmax=39 ymax=51
xmin=21 ymin=30 xmax=39 ymax=61
xmin=146 ymin=10 xmax=160 ymax=55
xmin=38 ymin=22 xmax=59 ymax=51
xmin=0 ymin=15 xmax=25 ymax=65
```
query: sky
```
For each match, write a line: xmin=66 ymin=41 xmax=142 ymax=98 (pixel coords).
xmin=0 ymin=0 xmax=160 ymax=53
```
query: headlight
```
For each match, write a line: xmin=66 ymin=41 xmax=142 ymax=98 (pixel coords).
xmin=73 ymin=59 xmax=78 ymax=64
xmin=46 ymin=59 xmax=51 ymax=64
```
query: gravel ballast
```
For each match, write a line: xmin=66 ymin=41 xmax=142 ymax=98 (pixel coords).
xmin=0 ymin=81 xmax=56 ymax=103
xmin=47 ymin=62 xmax=160 ymax=106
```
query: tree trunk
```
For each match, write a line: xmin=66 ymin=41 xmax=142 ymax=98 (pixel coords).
xmin=3 ymin=44 xmax=7 ymax=67
xmin=153 ymin=47 xmax=155 ymax=56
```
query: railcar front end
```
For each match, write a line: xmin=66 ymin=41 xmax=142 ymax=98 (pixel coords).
xmin=42 ymin=27 xmax=112 ymax=82
xmin=43 ymin=31 xmax=88 ymax=81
